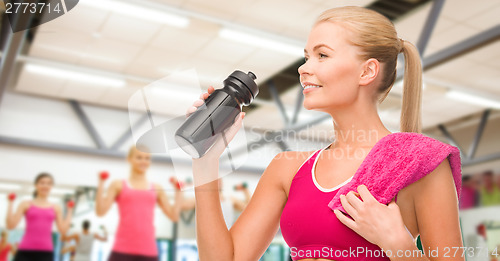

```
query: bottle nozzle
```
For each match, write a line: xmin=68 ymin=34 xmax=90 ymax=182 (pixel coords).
xmin=248 ymin=71 xmax=257 ymax=80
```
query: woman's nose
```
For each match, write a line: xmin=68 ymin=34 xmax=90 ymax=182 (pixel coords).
xmin=298 ymin=61 xmax=311 ymax=76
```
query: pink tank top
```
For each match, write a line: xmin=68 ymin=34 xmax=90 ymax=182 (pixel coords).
xmin=18 ymin=204 xmax=56 ymax=251
xmin=113 ymin=180 xmax=157 ymax=256
xmin=280 ymin=147 xmax=393 ymax=261
xmin=0 ymin=244 xmax=11 ymax=261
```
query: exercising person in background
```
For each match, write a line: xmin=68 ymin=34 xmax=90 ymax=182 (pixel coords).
xmin=6 ymin=173 xmax=73 ymax=261
xmin=480 ymin=171 xmax=500 ymax=206
xmin=221 ymin=181 xmax=252 ymax=228
xmin=232 ymin=182 xmax=251 ymax=212
xmin=0 ymin=230 xmax=16 ymax=261
xmin=60 ymin=235 xmax=76 ymax=261
xmin=95 ymin=146 xmax=182 ymax=261
xmin=179 ymin=179 xmax=251 ymax=228
xmin=61 ymin=220 xmax=107 ymax=261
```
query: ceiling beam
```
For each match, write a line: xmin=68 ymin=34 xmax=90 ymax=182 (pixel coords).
xmin=423 ymin=24 xmax=500 ymax=70
xmin=416 ymin=0 xmax=445 ymax=55
xmin=110 ymin=113 xmax=149 ymax=150
xmin=437 ymin=124 xmax=466 ymax=158
xmin=463 ymin=151 xmax=500 ymax=167
xmin=267 ymin=80 xmax=290 ymax=126
xmin=467 ymin=109 xmax=490 ymax=160
xmin=0 ymin=16 xmax=29 ymax=108
xmin=291 ymin=85 xmax=304 ymax=125
xmin=69 ymin=100 xmax=107 ymax=149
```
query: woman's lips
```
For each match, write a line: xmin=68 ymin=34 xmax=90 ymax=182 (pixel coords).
xmin=302 ymin=83 xmax=322 ymax=94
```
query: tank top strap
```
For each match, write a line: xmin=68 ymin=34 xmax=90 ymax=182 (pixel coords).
xmin=25 ymin=201 xmax=34 ymax=213
xmin=116 ymin=180 xmax=127 ymax=201
xmin=150 ymin=182 xmax=157 ymax=196
xmin=123 ymin=179 xmax=155 ymax=191
xmin=295 ymin=142 xmax=333 ymax=177
xmin=306 ymin=149 xmax=322 ymax=167
xmin=293 ymin=149 xmax=322 ymax=179
xmin=124 ymin=179 xmax=134 ymax=191
xmin=27 ymin=201 xmax=55 ymax=211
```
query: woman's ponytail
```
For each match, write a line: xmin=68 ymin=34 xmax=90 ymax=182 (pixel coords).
xmin=399 ymin=40 xmax=423 ymax=133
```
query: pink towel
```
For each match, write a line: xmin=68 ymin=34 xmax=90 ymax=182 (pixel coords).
xmin=328 ymin=132 xmax=462 ymax=213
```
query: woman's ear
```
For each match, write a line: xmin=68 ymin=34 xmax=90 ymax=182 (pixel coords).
xmin=359 ymin=58 xmax=379 ymax=86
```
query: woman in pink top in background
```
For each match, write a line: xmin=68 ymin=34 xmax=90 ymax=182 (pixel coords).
xmin=187 ymin=6 xmax=464 ymax=261
xmin=6 ymin=173 xmax=73 ymax=261
xmin=95 ymin=146 xmax=182 ymax=261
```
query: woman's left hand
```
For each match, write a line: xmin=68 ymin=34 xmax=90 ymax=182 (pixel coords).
xmin=333 ymin=184 xmax=411 ymax=249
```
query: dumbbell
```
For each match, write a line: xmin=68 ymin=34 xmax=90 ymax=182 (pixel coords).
xmin=7 ymin=193 xmax=16 ymax=201
xmin=169 ymin=177 xmax=184 ymax=190
xmin=99 ymin=171 xmax=110 ymax=180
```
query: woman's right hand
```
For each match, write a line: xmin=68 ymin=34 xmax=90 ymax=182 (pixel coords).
xmin=186 ymin=86 xmax=245 ymax=162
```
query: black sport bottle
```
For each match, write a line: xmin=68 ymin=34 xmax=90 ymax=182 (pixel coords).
xmin=174 ymin=70 xmax=258 ymax=158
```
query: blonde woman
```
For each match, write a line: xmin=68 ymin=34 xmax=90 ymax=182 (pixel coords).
xmin=188 ymin=6 xmax=464 ymax=261
xmin=95 ymin=146 xmax=182 ymax=261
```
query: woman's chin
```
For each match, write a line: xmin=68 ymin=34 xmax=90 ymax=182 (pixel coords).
xmin=303 ymin=101 xmax=315 ymax=111
xmin=303 ymin=101 xmax=324 ymax=112
xmin=38 ymin=193 xmax=50 ymax=198
xmin=134 ymin=168 xmax=148 ymax=175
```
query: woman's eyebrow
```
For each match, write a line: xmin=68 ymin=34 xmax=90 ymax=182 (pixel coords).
xmin=313 ymin=44 xmax=334 ymax=51
xmin=304 ymin=44 xmax=334 ymax=54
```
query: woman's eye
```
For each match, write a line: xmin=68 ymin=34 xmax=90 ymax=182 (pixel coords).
xmin=319 ymin=53 xmax=328 ymax=58
xmin=304 ymin=57 xmax=309 ymax=62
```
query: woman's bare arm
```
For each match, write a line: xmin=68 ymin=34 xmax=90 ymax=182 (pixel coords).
xmin=94 ymin=231 xmax=108 ymax=242
xmin=54 ymin=204 xmax=72 ymax=235
xmin=194 ymin=151 xmax=304 ymax=261
xmin=61 ymin=233 xmax=79 ymax=242
xmin=95 ymin=179 xmax=121 ymax=217
xmin=413 ymin=159 xmax=465 ymax=261
xmin=155 ymin=183 xmax=182 ymax=222
xmin=6 ymin=200 xmax=29 ymax=230
xmin=60 ymin=245 xmax=76 ymax=254
xmin=10 ymin=243 xmax=17 ymax=255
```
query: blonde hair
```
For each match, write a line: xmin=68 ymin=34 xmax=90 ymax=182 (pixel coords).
xmin=315 ymin=6 xmax=422 ymax=133
xmin=128 ymin=146 xmax=137 ymax=158
xmin=128 ymin=145 xmax=151 ymax=158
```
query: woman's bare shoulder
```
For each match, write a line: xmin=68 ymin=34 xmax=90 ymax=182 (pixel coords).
xmin=110 ymin=179 xmax=123 ymax=190
xmin=273 ymin=150 xmax=316 ymax=165
xmin=18 ymin=200 xmax=31 ymax=209
xmin=265 ymin=150 xmax=316 ymax=185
